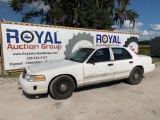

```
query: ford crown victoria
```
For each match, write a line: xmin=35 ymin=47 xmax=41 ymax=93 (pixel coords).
xmin=19 ymin=46 xmax=155 ymax=99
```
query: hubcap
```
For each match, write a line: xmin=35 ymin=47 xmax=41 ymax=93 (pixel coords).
xmin=134 ymin=73 xmax=139 ymax=80
xmin=60 ymin=84 xmax=68 ymax=92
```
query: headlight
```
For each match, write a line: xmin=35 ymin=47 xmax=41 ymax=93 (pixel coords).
xmin=25 ymin=73 xmax=30 ymax=80
xmin=25 ymin=74 xmax=45 ymax=82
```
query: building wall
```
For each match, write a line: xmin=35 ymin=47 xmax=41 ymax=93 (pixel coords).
xmin=151 ymin=37 xmax=160 ymax=57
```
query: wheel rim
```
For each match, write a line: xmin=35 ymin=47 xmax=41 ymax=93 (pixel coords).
xmin=132 ymin=71 xmax=140 ymax=81
xmin=56 ymin=80 xmax=70 ymax=95
xmin=60 ymin=84 xmax=67 ymax=92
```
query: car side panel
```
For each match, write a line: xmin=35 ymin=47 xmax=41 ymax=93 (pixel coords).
xmin=83 ymin=61 xmax=114 ymax=85
xmin=113 ymin=59 xmax=134 ymax=80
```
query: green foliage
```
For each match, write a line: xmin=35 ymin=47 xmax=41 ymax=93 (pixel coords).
xmin=139 ymin=40 xmax=151 ymax=45
xmin=0 ymin=73 xmax=21 ymax=78
xmin=9 ymin=0 xmax=22 ymax=12
xmin=125 ymin=10 xmax=139 ymax=29
xmin=138 ymin=46 xmax=150 ymax=56
xmin=8 ymin=0 xmax=139 ymax=30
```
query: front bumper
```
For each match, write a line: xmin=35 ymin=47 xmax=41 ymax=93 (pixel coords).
xmin=18 ymin=74 xmax=49 ymax=94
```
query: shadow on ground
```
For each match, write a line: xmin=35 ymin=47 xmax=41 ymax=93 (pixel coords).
xmin=75 ymin=79 xmax=125 ymax=92
xmin=22 ymin=92 xmax=49 ymax=99
xmin=22 ymin=79 xmax=126 ymax=99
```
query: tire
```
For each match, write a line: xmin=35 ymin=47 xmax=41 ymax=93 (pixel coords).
xmin=127 ymin=67 xmax=143 ymax=85
xmin=49 ymin=75 xmax=75 ymax=99
xmin=64 ymin=32 xmax=94 ymax=58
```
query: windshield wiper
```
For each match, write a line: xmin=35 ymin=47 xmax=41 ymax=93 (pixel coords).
xmin=65 ymin=57 xmax=70 ymax=60
xmin=65 ymin=57 xmax=75 ymax=61
xmin=65 ymin=57 xmax=80 ymax=62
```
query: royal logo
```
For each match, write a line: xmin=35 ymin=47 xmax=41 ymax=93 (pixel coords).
xmin=6 ymin=29 xmax=61 ymax=44
xmin=6 ymin=29 xmax=62 ymax=50
xmin=21 ymin=31 xmax=34 ymax=43
xmin=96 ymin=34 xmax=121 ymax=44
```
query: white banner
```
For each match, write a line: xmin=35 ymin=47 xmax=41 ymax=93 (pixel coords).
xmin=1 ymin=23 xmax=138 ymax=70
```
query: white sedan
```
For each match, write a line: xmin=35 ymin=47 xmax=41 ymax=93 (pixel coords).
xmin=19 ymin=46 xmax=155 ymax=99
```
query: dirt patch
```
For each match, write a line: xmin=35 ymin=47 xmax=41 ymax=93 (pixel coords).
xmin=0 ymin=64 xmax=160 ymax=120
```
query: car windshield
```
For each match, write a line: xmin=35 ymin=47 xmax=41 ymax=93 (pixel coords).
xmin=65 ymin=48 xmax=95 ymax=63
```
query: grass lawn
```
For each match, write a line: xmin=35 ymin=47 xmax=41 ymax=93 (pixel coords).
xmin=152 ymin=57 xmax=160 ymax=63
xmin=0 ymin=73 xmax=21 ymax=78
xmin=138 ymin=45 xmax=150 ymax=56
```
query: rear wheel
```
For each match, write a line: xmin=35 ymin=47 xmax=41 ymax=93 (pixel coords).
xmin=49 ymin=75 xmax=75 ymax=99
xmin=127 ymin=67 xmax=143 ymax=85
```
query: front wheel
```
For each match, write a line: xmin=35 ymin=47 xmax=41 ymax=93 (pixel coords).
xmin=49 ymin=75 xmax=75 ymax=99
xmin=127 ymin=67 xmax=143 ymax=85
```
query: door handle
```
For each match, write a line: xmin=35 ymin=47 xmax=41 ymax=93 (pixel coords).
xmin=129 ymin=61 xmax=133 ymax=63
xmin=108 ymin=64 xmax=113 ymax=66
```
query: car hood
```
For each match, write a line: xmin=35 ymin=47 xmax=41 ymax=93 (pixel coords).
xmin=28 ymin=59 xmax=79 ymax=73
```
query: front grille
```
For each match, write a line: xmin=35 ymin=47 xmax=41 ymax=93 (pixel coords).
xmin=22 ymin=69 xmax=27 ymax=79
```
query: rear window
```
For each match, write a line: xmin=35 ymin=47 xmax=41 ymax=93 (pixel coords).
xmin=112 ymin=48 xmax=132 ymax=60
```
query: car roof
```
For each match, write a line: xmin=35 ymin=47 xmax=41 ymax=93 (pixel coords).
xmin=83 ymin=45 xmax=124 ymax=50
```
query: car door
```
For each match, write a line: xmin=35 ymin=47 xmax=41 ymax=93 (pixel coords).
xmin=112 ymin=48 xmax=134 ymax=80
xmin=83 ymin=48 xmax=114 ymax=85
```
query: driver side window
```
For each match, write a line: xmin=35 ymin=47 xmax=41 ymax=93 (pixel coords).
xmin=90 ymin=48 xmax=110 ymax=62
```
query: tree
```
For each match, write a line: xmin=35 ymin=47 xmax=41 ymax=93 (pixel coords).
xmin=9 ymin=0 xmax=139 ymax=30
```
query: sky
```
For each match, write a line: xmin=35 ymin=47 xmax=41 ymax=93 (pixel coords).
xmin=0 ymin=0 xmax=160 ymax=41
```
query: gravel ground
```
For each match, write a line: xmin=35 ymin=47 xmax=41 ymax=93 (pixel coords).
xmin=0 ymin=63 xmax=160 ymax=120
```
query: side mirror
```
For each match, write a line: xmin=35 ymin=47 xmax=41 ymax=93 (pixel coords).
xmin=87 ymin=57 xmax=96 ymax=64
